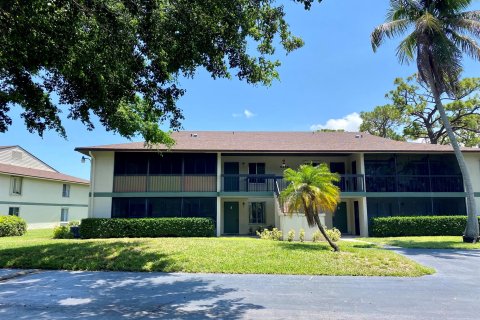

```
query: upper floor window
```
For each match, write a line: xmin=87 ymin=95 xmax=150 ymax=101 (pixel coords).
xmin=8 ymin=207 xmax=20 ymax=216
xmin=62 ymin=184 xmax=70 ymax=197
xmin=248 ymin=163 xmax=265 ymax=183
xmin=10 ymin=176 xmax=22 ymax=195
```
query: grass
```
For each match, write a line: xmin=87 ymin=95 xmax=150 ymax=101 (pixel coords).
xmin=0 ymin=229 xmax=434 ymax=276
xmin=359 ymin=236 xmax=480 ymax=250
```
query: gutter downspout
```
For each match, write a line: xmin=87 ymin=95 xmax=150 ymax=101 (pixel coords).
xmin=89 ymin=151 xmax=95 ymax=218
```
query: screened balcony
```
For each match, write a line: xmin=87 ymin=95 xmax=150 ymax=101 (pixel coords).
xmin=113 ymin=174 xmax=217 ymax=192
xmin=221 ymin=174 xmax=365 ymax=193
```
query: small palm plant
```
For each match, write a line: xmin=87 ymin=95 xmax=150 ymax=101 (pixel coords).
xmin=280 ymin=163 xmax=341 ymax=251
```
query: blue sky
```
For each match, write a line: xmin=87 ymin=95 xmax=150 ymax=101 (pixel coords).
xmin=1 ymin=0 xmax=479 ymax=180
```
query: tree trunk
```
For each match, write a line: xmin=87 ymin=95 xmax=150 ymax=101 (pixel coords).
xmin=313 ymin=213 xmax=339 ymax=252
xmin=432 ymin=92 xmax=479 ymax=243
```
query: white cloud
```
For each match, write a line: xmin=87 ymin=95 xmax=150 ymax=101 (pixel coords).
xmin=244 ymin=109 xmax=255 ymax=118
xmin=310 ymin=112 xmax=362 ymax=132
xmin=233 ymin=109 xmax=256 ymax=119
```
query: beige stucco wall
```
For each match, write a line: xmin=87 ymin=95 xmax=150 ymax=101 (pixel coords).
xmin=279 ymin=213 xmax=327 ymax=241
xmin=220 ymin=197 xmax=275 ymax=235
xmin=465 ymin=153 xmax=480 ymax=215
xmin=90 ymin=151 xmax=114 ymax=218
xmin=0 ymin=173 xmax=89 ymax=227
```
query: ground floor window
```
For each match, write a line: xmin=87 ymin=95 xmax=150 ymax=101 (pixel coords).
xmin=61 ymin=208 xmax=69 ymax=222
xmin=112 ymin=197 xmax=216 ymax=222
xmin=249 ymin=202 xmax=265 ymax=224
xmin=8 ymin=207 xmax=19 ymax=216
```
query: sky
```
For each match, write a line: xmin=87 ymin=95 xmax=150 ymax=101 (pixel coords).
xmin=1 ymin=0 xmax=480 ymax=180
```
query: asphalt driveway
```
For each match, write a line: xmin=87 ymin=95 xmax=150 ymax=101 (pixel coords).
xmin=0 ymin=248 xmax=479 ymax=319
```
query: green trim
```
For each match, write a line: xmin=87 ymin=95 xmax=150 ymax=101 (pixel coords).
xmin=93 ymin=191 xmax=480 ymax=198
xmin=0 ymin=201 xmax=88 ymax=207
xmin=94 ymin=192 xmax=218 ymax=198
xmin=357 ymin=192 xmax=475 ymax=198
xmin=219 ymin=192 xmax=274 ymax=197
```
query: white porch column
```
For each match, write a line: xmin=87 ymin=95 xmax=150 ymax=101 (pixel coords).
xmin=216 ymin=152 xmax=222 ymax=236
xmin=359 ymin=197 xmax=369 ymax=237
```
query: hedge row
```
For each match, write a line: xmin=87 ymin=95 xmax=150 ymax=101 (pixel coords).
xmin=0 ymin=215 xmax=27 ymax=237
xmin=79 ymin=217 xmax=215 ymax=238
xmin=370 ymin=215 xmax=480 ymax=237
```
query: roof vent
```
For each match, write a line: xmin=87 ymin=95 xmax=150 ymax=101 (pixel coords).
xmin=11 ymin=151 xmax=23 ymax=160
xmin=190 ymin=133 xmax=198 ymax=138
xmin=355 ymin=134 xmax=363 ymax=139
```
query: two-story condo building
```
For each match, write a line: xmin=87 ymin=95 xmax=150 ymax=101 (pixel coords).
xmin=75 ymin=131 xmax=480 ymax=237
xmin=0 ymin=146 xmax=89 ymax=228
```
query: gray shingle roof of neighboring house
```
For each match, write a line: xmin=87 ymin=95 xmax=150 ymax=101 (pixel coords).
xmin=75 ymin=131 xmax=480 ymax=154
xmin=0 ymin=163 xmax=89 ymax=185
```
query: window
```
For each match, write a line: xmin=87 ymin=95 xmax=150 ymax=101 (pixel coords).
xmin=8 ymin=207 xmax=20 ymax=216
xmin=62 ymin=184 xmax=70 ymax=197
xmin=60 ymin=208 xmax=69 ymax=222
xmin=248 ymin=163 xmax=266 ymax=183
xmin=249 ymin=202 xmax=265 ymax=224
xmin=10 ymin=176 xmax=22 ymax=195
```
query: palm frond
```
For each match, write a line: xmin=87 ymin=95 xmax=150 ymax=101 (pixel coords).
xmin=397 ymin=31 xmax=417 ymax=64
xmin=451 ymin=18 xmax=480 ymax=38
xmin=371 ymin=19 xmax=411 ymax=51
xmin=448 ymin=31 xmax=480 ymax=61
xmin=460 ymin=10 xmax=480 ymax=21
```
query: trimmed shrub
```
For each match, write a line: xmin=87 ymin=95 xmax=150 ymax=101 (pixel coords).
xmin=299 ymin=228 xmax=305 ymax=242
xmin=312 ymin=230 xmax=322 ymax=242
xmin=287 ymin=229 xmax=295 ymax=242
xmin=370 ymin=216 xmax=480 ymax=237
xmin=324 ymin=227 xmax=341 ymax=242
xmin=256 ymin=227 xmax=283 ymax=241
xmin=53 ymin=226 xmax=74 ymax=239
xmin=0 ymin=215 xmax=27 ymax=237
xmin=79 ymin=217 xmax=215 ymax=239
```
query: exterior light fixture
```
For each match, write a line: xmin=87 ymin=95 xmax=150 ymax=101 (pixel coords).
xmin=280 ymin=159 xmax=288 ymax=169
xmin=81 ymin=156 xmax=91 ymax=163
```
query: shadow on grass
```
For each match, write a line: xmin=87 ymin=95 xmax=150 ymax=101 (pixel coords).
xmin=275 ymin=241 xmax=378 ymax=252
xmin=0 ymin=271 xmax=263 ymax=319
xmin=0 ymin=240 xmax=176 ymax=272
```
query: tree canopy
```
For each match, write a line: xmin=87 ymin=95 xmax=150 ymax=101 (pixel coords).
xmin=0 ymin=0 xmax=319 ymax=144
xmin=361 ymin=75 xmax=480 ymax=146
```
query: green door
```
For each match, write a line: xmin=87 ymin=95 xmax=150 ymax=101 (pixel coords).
xmin=333 ymin=202 xmax=348 ymax=233
xmin=224 ymin=202 xmax=239 ymax=234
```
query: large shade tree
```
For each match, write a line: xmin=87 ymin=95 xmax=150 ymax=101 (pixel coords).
xmin=371 ymin=0 xmax=480 ymax=242
xmin=280 ymin=163 xmax=341 ymax=251
xmin=360 ymin=75 xmax=480 ymax=146
xmin=0 ymin=0 xmax=319 ymax=144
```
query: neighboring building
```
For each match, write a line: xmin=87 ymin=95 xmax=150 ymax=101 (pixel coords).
xmin=0 ymin=146 xmax=89 ymax=228
xmin=75 ymin=131 xmax=480 ymax=238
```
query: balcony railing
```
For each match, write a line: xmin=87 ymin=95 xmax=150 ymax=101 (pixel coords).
xmin=113 ymin=174 xmax=217 ymax=192
xmin=365 ymin=175 xmax=463 ymax=192
xmin=221 ymin=174 xmax=365 ymax=193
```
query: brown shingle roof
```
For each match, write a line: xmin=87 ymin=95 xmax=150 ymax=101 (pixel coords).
xmin=75 ymin=131 xmax=480 ymax=154
xmin=0 ymin=163 xmax=89 ymax=185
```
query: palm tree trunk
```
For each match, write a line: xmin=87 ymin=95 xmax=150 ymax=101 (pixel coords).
xmin=430 ymin=88 xmax=479 ymax=242
xmin=313 ymin=213 xmax=339 ymax=252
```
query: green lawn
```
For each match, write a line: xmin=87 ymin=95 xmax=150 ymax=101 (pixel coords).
xmin=359 ymin=236 xmax=480 ymax=249
xmin=0 ymin=229 xmax=433 ymax=276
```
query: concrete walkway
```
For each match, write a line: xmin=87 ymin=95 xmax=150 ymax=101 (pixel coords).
xmin=0 ymin=249 xmax=479 ymax=319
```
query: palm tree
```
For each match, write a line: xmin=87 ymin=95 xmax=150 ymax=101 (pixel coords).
xmin=280 ymin=163 xmax=341 ymax=251
xmin=371 ymin=0 xmax=480 ymax=242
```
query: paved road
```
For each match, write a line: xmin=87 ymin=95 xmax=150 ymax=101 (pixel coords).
xmin=0 ymin=248 xmax=479 ymax=319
